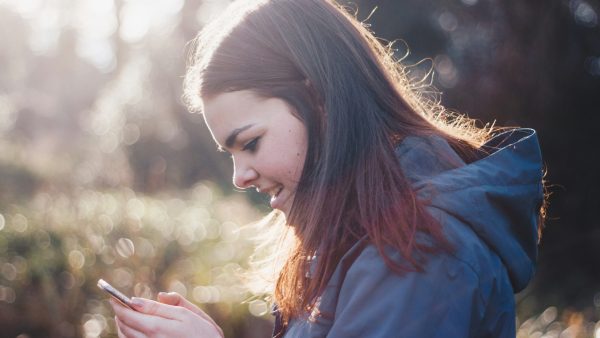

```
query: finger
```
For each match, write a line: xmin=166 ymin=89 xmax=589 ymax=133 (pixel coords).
xmin=157 ymin=292 xmax=200 ymax=314
xmin=157 ymin=291 xmax=180 ymax=305
xmin=157 ymin=292 xmax=223 ymax=337
xmin=130 ymin=297 xmax=188 ymax=320
xmin=115 ymin=317 xmax=126 ymax=338
xmin=115 ymin=315 xmax=145 ymax=338
xmin=157 ymin=292 xmax=215 ymax=322
xmin=111 ymin=299 xmax=174 ymax=334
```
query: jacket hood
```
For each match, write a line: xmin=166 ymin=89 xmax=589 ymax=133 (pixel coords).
xmin=396 ymin=128 xmax=544 ymax=292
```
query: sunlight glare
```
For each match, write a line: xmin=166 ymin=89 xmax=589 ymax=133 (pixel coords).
xmin=27 ymin=5 xmax=60 ymax=54
xmin=155 ymin=0 xmax=184 ymax=16
xmin=1 ymin=0 xmax=43 ymax=18
xmin=196 ymin=0 xmax=232 ymax=25
xmin=75 ymin=0 xmax=117 ymax=39
xmin=119 ymin=2 xmax=150 ymax=43
xmin=73 ymin=0 xmax=117 ymax=71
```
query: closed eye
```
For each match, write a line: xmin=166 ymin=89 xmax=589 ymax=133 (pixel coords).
xmin=242 ymin=137 xmax=260 ymax=152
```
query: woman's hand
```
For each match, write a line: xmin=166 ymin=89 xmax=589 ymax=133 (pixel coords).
xmin=111 ymin=292 xmax=224 ymax=338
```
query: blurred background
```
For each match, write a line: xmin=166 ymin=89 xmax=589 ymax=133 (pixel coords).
xmin=0 ymin=0 xmax=599 ymax=337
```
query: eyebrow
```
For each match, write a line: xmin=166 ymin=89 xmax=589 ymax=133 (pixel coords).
xmin=225 ymin=124 xmax=254 ymax=149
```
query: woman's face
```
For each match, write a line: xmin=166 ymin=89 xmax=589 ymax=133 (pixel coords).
xmin=203 ymin=90 xmax=307 ymax=218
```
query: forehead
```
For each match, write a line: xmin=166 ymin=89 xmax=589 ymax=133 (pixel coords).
xmin=203 ymin=90 xmax=259 ymax=123
xmin=203 ymin=90 xmax=261 ymax=134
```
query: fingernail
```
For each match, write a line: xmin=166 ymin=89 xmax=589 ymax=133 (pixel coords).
xmin=130 ymin=297 xmax=144 ymax=308
xmin=160 ymin=291 xmax=177 ymax=297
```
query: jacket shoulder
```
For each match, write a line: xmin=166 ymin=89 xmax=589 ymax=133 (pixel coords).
xmin=325 ymin=244 xmax=486 ymax=337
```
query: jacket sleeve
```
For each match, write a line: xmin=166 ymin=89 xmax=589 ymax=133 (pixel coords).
xmin=326 ymin=246 xmax=484 ymax=338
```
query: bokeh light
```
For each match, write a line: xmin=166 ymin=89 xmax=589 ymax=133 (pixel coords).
xmin=571 ymin=0 xmax=598 ymax=28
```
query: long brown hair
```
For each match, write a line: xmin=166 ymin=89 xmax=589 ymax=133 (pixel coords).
xmin=184 ymin=0 xmax=492 ymax=324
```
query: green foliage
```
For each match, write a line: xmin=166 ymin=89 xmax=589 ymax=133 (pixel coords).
xmin=0 ymin=183 xmax=272 ymax=338
xmin=2 ymin=186 xmax=600 ymax=337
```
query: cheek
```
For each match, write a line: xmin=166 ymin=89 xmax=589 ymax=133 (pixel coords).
xmin=286 ymin=130 xmax=307 ymax=180
xmin=266 ymin=130 xmax=306 ymax=182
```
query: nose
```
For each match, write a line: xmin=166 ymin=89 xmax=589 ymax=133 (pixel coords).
xmin=232 ymin=158 xmax=258 ymax=189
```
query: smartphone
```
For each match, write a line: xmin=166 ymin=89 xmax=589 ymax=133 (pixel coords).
xmin=97 ymin=279 xmax=136 ymax=310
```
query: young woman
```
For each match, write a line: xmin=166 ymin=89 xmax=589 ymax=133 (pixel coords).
xmin=111 ymin=0 xmax=545 ymax=337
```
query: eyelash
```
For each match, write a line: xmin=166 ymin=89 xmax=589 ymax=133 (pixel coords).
xmin=242 ymin=137 xmax=260 ymax=152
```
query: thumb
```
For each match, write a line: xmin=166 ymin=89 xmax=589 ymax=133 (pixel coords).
xmin=157 ymin=291 xmax=180 ymax=306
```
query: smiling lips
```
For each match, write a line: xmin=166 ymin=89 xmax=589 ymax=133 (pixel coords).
xmin=259 ymin=185 xmax=285 ymax=208
xmin=270 ymin=187 xmax=285 ymax=209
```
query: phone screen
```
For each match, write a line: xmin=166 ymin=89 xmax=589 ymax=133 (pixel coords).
xmin=97 ymin=279 xmax=136 ymax=310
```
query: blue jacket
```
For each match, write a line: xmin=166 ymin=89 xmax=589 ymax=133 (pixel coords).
xmin=276 ymin=128 xmax=544 ymax=338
